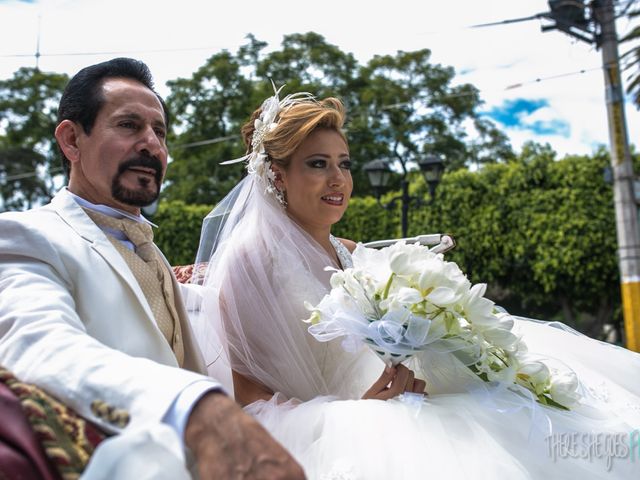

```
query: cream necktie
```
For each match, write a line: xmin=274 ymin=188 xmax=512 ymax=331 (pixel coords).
xmin=82 ymin=210 xmax=160 ymax=272
xmin=82 ymin=208 xmax=185 ymax=366
xmin=119 ymin=219 xmax=161 ymax=271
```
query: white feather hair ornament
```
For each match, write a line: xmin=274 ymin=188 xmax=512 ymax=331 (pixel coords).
xmin=220 ymin=82 xmax=315 ymax=203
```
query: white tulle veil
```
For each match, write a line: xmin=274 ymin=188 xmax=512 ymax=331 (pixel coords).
xmin=185 ymin=88 xmax=640 ymax=440
xmin=189 ymin=170 xmax=377 ymax=401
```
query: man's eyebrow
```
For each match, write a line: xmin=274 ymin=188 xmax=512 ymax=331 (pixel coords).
xmin=114 ymin=112 xmax=142 ymax=120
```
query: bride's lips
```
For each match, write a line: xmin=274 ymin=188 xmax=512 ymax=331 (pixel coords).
xmin=321 ymin=193 xmax=344 ymax=206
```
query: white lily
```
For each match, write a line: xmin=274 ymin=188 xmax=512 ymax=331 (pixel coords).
xmin=487 ymin=364 xmax=517 ymax=384
xmin=517 ymin=360 xmax=551 ymax=395
xmin=482 ymin=327 xmax=520 ymax=349
xmin=549 ymin=371 xmax=581 ymax=408
xmin=459 ymin=283 xmax=498 ymax=329
xmin=389 ymin=250 xmax=415 ymax=276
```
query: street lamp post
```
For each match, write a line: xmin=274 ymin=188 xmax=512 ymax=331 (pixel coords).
xmin=363 ymin=156 xmax=445 ymax=238
xmin=418 ymin=156 xmax=447 ymax=201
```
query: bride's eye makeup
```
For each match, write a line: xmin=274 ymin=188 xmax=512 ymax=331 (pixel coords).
xmin=305 ymin=158 xmax=352 ymax=170
xmin=307 ymin=159 xmax=327 ymax=168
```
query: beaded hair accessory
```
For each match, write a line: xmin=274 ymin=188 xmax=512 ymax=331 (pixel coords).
xmin=221 ymin=84 xmax=314 ymax=205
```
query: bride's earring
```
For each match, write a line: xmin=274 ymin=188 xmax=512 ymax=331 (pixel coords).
xmin=272 ymin=169 xmax=287 ymax=207
xmin=275 ymin=188 xmax=287 ymax=207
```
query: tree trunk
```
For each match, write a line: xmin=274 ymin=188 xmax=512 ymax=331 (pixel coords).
xmin=559 ymin=295 xmax=575 ymax=326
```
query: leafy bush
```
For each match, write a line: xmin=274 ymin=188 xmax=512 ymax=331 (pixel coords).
xmin=154 ymin=201 xmax=212 ymax=266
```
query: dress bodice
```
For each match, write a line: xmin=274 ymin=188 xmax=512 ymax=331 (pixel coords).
xmin=329 ymin=235 xmax=353 ymax=269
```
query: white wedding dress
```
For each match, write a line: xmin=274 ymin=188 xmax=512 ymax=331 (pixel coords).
xmin=193 ymin=175 xmax=640 ymax=480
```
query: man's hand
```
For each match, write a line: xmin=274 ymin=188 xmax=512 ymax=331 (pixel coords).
xmin=362 ymin=364 xmax=427 ymax=400
xmin=185 ymin=392 xmax=306 ymax=479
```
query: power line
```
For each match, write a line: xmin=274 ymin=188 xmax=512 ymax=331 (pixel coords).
xmin=503 ymin=65 xmax=602 ymax=89
xmin=171 ymin=134 xmax=240 ymax=150
xmin=0 ymin=6 xmax=586 ymax=62
xmin=0 ymin=45 xmax=226 ymax=59
xmin=469 ymin=12 xmax=549 ymax=29
xmin=3 ymin=167 xmax=63 ymax=182
xmin=380 ymin=64 xmax=603 ymax=111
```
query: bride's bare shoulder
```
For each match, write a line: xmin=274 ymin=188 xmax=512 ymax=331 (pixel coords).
xmin=337 ymin=237 xmax=357 ymax=253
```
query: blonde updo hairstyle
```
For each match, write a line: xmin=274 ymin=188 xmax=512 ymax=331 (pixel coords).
xmin=241 ymin=97 xmax=347 ymax=170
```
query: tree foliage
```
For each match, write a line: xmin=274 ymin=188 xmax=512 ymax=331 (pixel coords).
xmin=0 ymin=67 xmax=68 ymax=210
xmin=406 ymin=143 xmax=619 ymax=338
xmin=0 ymin=35 xmax=511 ymax=209
xmin=153 ymin=201 xmax=213 ymax=266
xmin=164 ymin=33 xmax=513 ymax=204
xmin=620 ymin=1 xmax=640 ymax=108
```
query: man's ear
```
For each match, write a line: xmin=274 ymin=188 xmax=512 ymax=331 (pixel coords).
xmin=54 ymin=120 xmax=83 ymax=165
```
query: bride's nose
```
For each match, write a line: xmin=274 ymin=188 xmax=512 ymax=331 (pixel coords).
xmin=327 ymin=165 xmax=345 ymax=188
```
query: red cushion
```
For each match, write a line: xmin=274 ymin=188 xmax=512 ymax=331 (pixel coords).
xmin=0 ymin=368 xmax=107 ymax=479
xmin=0 ymin=381 xmax=61 ymax=480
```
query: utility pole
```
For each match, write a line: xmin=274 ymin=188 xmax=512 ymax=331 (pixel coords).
xmin=541 ymin=0 xmax=640 ymax=350
xmin=595 ymin=0 xmax=640 ymax=351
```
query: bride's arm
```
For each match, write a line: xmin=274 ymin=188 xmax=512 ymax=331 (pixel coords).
xmin=234 ymin=364 xmax=425 ymax=405
xmin=217 ymin=286 xmax=276 ymax=406
xmin=232 ymin=369 xmax=276 ymax=406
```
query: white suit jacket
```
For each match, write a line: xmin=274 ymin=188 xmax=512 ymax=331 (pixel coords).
xmin=0 ymin=188 xmax=210 ymax=433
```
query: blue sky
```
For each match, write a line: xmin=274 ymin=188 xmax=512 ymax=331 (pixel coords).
xmin=0 ymin=0 xmax=637 ymax=157
xmin=484 ymin=99 xmax=571 ymax=137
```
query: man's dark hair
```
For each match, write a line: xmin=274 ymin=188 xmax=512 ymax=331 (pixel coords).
xmin=57 ymin=57 xmax=170 ymax=176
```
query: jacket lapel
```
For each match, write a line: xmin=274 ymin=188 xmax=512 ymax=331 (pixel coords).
xmin=156 ymin=250 xmax=207 ymax=375
xmin=50 ymin=190 xmax=156 ymax=324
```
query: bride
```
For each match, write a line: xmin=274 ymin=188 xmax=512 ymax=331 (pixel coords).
xmin=191 ymin=89 xmax=640 ymax=479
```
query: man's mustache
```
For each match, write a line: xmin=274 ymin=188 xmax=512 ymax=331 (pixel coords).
xmin=117 ymin=155 xmax=163 ymax=184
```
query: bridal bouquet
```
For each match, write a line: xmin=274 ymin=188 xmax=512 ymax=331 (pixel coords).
xmin=304 ymin=241 xmax=581 ymax=410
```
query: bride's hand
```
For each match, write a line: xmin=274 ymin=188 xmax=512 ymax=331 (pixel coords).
xmin=362 ymin=364 xmax=427 ymax=400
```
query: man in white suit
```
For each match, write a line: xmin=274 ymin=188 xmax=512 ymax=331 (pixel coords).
xmin=0 ymin=58 xmax=304 ymax=479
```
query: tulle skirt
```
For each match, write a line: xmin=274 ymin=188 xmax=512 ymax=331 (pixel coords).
xmin=245 ymin=318 xmax=640 ymax=480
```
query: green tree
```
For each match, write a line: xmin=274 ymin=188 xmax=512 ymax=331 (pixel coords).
xmin=164 ymin=33 xmax=512 ymax=204
xmin=256 ymin=32 xmax=359 ymax=94
xmin=164 ymin=33 xmax=361 ymax=204
xmin=163 ymin=49 xmax=257 ymax=205
xmin=468 ymin=117 xmax=516 ymax=168
xmin=620 ymin=0 xmax=640 ymax=107
xmin=0 ymin=67 xmax=68 ymax=210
